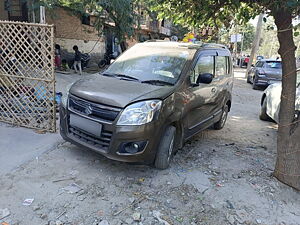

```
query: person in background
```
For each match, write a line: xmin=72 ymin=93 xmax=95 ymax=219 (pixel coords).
xmin=244 ymin=55 xmax=250 ymax=67
xmin=55 ymin=44 xmax=61 ymax=70
xmin=73 ymin=45 xmax=82 ymax=75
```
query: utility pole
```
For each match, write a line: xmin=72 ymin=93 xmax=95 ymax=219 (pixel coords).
xmin=246 ymin=13 xmax=264 ymax=77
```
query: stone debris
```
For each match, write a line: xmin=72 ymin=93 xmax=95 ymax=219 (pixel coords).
xmin=62 ymin=183 xmax=82 ymax=194
xmin=99 ymin=220 xmax=109 ymax=225
xmin=132 ymin=212 xmax=141 ymax=221
xmin=0 ymin=208 xmax=10 ymax=220
xmin=152 ymin=211 xmax=170 ymax=225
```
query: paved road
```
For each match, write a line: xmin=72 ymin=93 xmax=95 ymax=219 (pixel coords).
xmin=0 ymin=124 xmax=62 ymax=176
xmin=0 ymin=71 xmax=87 ymax=176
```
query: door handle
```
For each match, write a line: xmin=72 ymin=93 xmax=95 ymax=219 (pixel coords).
xmin=211 ymin=88 xmax=216 ymax=93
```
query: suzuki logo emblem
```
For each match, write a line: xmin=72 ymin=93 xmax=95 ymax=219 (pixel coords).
xmin=85 ymin=106 xmax=93 ymax=115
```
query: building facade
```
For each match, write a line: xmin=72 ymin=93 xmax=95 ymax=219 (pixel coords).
xmin=1 ymin=1 xmax=172 ymax=66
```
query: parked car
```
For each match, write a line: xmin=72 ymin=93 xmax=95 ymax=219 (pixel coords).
xmin=59 ymin=41 xmax=233 ymax=169
xmin=247 ymin=59 xmax=282 ymax=89
xmin=260 ymin=72 xmax=300 ymax=123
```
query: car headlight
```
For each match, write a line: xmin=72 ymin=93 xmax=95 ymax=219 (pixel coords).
xmin=117 ymin=100 xmax=162 ymax=125
xmin=61 ymin=83 xmax=73 ymax=107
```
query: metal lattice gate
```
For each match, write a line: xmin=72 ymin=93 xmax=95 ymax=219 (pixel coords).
xmin=0 ymin=21 xmax=56 ymax=132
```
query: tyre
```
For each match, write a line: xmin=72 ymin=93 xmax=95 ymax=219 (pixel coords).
xmin=259 ymin=97 xmax=271 ymax=121
xmin=252 ymin=77 xmax=258 ymax=90
xmin=154 ymin=126 xmax=176 ymax=169
xmin=246 ymin=74 xmax=251 ymax=83
xmin=214 ymin=104 xmax=229 ymax=130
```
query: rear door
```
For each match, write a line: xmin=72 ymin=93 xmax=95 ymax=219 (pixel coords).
xmin=214 ymin=51 xmax=231 ymax=115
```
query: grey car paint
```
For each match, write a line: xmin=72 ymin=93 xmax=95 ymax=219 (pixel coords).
xmin=248 ymin=60 xmax=282 ymax=87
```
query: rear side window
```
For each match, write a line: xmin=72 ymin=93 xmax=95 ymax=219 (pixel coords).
xmin=265 ymin=61 xmax=282 ymax=69
xmin=216 ymin=56 xmax=228 ymax=77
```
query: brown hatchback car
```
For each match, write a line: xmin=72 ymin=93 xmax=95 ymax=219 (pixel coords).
xmin=60 ymin=41 xmax=233 ymax=169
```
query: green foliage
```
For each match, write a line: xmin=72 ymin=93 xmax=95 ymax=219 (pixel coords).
xmin=149 ymin=0 xmax=300 ymax=30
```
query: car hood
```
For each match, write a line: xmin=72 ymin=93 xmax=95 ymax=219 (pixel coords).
xmin=69 ymin=74 xmax=174 ymax=108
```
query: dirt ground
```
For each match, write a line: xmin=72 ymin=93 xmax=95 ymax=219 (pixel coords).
xmin=0 ymin=69 xmax=300 ymax=225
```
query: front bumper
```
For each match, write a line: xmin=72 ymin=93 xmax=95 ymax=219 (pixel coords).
xmin=59 ymin=104 xmax=163 ymax=164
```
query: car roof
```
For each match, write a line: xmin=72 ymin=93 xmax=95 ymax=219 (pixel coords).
xmin=138 ymin=40 xmax=228 ymax=51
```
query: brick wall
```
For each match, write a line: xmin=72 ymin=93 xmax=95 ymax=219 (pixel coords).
xmin=46 ymin=8 xmax=101 ymax=41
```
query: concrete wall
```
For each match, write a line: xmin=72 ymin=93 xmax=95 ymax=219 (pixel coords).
xmin=46 ymin=8 xmax=105 ymax=65
xmin=0 ymin=2 xmax=9 ymax=20
xmin=56 ymin=37 xmax=105 ymax=66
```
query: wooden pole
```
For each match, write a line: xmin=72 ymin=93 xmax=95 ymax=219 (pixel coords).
xmin=246 ymin=13 xmax=264 ymax=77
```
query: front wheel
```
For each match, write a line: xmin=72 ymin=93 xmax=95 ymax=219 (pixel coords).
xmin=259 ymin=97 xmax=271 ymax=121
xmin=154 ymin=126 xmax=176 ymax=169
xmin=246 ymin=74 xmax=251 ymax=83
xmin=214 ymin=105 xmax=229 ymax=130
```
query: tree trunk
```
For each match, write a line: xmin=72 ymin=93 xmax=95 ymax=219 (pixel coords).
xmin=273 ymin=10 xmax=300 ymax=190
xmin=246 ymin=13 xmax=264 ymax=76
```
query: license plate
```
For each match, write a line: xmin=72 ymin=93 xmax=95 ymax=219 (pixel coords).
xmin=69 ymin=114 xmax=102 ymax=137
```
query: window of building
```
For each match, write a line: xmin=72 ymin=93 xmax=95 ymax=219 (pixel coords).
xmin=7 ymin=0 xmax=28 ymax=22
xmin=82 ymin=15 xmax=91 ymax=25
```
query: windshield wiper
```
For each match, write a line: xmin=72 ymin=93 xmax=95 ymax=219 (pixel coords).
xmin=142 ymin=80 xmax=174 ymax=86
xmin=115 ymin=74 xmax=140 ymax=82
xmin=101 ymin=72 xmax=116 ymax=77
xmin=101 ymin=73 xmax=141 ymax=82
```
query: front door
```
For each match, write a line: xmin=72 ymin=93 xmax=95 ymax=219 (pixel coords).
xmin=184 ymin=52 xmax=218 ymax=137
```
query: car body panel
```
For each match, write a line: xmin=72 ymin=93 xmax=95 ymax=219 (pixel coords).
xmin=248 ymin=59 xmax=282 ymax=87
xmin=70 ymin=74 xmax=175 ymax=108
xmin=263 ymin=75 xmax=300 ymax=123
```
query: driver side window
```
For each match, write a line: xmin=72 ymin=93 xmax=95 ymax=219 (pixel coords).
xmin=190 ymin=56 xmax=214 ymax=83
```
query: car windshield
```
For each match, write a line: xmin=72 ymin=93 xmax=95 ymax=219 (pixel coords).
xmin=104 ymin=43 xmax=194 ymax=85
xmin=265 ymin=61 xmax=282 ymax=69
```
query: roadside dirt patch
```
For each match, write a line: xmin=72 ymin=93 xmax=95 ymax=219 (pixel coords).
xmin=0 ymin=69 xmax=299 ymax=225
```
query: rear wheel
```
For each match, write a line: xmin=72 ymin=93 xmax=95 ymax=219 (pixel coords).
xmin=154 ymin=126 xmax=176 ymax=169
xmin=260 ymin=97 xmax=271 ymax=121
xmin=214 ymin=105 xmax=229 ymax=130
xmin=252 ymin=77 xmax=258 ymax=90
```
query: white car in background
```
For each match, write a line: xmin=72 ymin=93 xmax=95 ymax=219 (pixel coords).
xmin=260 ymin=72 xmax=300 ymax=123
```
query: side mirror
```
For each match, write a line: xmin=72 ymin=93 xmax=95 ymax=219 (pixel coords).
xmin=197 ymin=73 xmax=214 ymax=84
xmin=251 ymin=64 xmax=254 ymax=67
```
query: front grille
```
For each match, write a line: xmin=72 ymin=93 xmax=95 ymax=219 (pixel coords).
xmin=69 ymin=125 xmax=113 ymax=150
xmin=68 ymin=95 xmax=121 ymax=122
